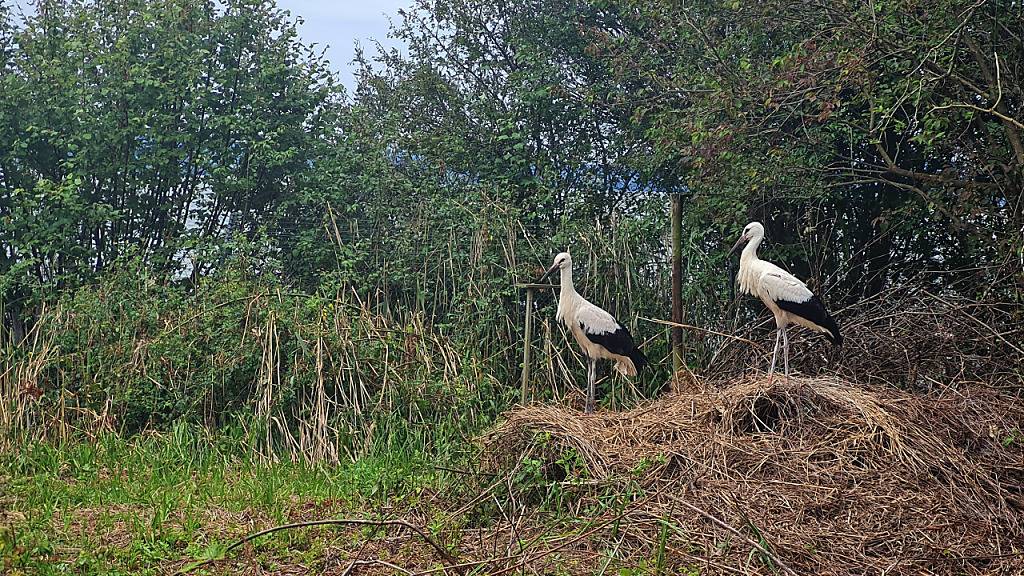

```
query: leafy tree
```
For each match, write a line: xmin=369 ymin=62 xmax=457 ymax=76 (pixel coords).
xmin=0 ymin=0 xmax=336 ymax=306
xmin=593 ymin=0 xmax=1022 ymax=298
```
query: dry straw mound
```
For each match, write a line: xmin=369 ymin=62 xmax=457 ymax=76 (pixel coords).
xmin=484 ymin=376 xmax=1024 ymax=575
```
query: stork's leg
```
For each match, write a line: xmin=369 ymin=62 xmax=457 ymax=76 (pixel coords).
xmin=768 ymin=327 xmax=782 ymax=378
xmin=585 ymin=357 xmax=596 ymax=414
xmin=782 ymin=325 xmax=790 ymax=379
xmin=586 ymin=358 xmax=592 ymax=407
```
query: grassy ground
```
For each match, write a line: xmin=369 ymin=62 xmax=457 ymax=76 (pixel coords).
xmin=0 ymin=425 xmax=462 ymax=575
xmin=0 ymin=424 xmax=675 ymax=576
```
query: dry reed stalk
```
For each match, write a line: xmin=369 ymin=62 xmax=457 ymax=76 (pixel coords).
xmin=0 ymin=305 xmax=73 ymax=449
xmin=296 ymin=327 xmax=339 ymax=464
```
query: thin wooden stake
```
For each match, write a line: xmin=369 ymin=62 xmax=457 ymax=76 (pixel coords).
xmin=521 ymin=287 xmax=535 ymax=405
xmin=670 ymin=194 xmax=684 ymax=391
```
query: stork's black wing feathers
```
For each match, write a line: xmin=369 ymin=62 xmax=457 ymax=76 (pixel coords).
xmin=776 ymin=295 xmax=843 ymax=345
xmin=581 ymin=321 xmax=635 ymax=356
xmin=581 ymin=321 xmax=650 ymax=372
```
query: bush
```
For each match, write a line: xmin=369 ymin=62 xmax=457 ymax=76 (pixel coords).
xmin=1 ymin=258 xmax=505 ymax=463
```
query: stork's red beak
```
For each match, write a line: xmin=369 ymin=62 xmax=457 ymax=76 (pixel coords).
xmin=728 ymin=233 xmax=747 ymax=257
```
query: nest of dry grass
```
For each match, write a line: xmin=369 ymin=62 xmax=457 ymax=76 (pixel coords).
xmin=483 ymin=376 xmax=1024 ymax=575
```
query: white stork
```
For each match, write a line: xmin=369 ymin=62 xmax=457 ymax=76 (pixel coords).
xmin=539 ymin=252 xmax=648 ymax=413
xmin=729 ymin=222 xmax=842 ymax=377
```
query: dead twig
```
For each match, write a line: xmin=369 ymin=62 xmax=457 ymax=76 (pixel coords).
xmin=639 ymin=317 xmax=765 ymax=350
xmin=670 ymin=496 xmax=798 ymax=576
xmin=174 ymin=518 xmax=465 ymax=576
xmin=922 ymin=290 xmax=1024 ymax=356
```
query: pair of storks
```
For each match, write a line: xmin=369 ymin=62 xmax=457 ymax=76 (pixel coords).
xmin=538 ymin=221 xmax=842 ymax=413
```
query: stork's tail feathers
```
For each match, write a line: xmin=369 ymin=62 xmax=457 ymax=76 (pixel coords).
xmin=613 ymin=360 xmax=635 ymax=377
xmin=630 ymin=348 xmax=649 ymax=372
xmin=614 ymin=348 xmax=649 ymax=377
xmin=776 ymin=294 xmax=843 ymax=347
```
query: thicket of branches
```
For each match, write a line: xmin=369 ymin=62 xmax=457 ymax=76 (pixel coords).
xmin=1 ymin=0 xmax=1022 ymax=448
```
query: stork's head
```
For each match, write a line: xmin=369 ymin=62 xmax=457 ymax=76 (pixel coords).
xmin=729 ymin=221 xmax=765 ymax=256
xmin=539 ymin=252 xmax=571 ymax=283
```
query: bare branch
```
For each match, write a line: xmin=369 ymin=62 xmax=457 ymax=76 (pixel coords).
xmin=931 ymin=53 xmax=1024 ymax=132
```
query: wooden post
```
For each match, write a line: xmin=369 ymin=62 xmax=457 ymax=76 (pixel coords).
xmin=521 ymin=286 xmax=535 ymax=405
xmin=517 ymin=283 xmax=557 ymax=405
xmin=671 ymin=194 xmax=684 ymax=389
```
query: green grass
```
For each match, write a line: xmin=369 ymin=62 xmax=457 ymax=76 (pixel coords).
xmin=1 ymin=423 xmax=693 ymax=576
xmin=0 ymin=423 xmax=446 ymax=575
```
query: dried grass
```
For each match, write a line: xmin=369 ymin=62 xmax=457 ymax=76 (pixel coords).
xmin=483 ymin=375 xmax=1024 ymax=574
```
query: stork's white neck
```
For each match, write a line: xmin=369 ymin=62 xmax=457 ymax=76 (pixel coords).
xmin=740 ymin=233 xmax=764 ymax=265
xmin=557 ymin=265 xmax=581 ymax=322
xmin=559 ymin=265 xmax=578 ymax=301
xmin=737 ymin=232 xmax=765 ymax=296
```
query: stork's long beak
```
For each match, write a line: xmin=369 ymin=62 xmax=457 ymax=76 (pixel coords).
xmin=728 ymin=234 xmax=747 ymax=257
xmin=538 ymin=264 xmax=559 ymax=284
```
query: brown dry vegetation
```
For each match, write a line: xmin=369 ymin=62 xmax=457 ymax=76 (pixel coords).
xmin=484 ymin=375 xmax=1024 ymax=575
xmin=469 ymin=290 xmax=1024 ymax=575
xmin=165 ymin=378 xmax=1023 ymax=574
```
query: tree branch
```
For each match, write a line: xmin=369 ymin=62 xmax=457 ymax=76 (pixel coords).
xmin=931 ymin=52 xmax=1024 ymax=133
xmin=964 ymin=39 xmax=1024 ymax=165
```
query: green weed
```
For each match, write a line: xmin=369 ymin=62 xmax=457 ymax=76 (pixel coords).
xmin=0 ymin=425 xmax=453 ymax=575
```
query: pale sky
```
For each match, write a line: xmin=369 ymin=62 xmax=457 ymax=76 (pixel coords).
xmin=11 ymin=0 xmax=412 ymax=91
xmin=277 ymin=0 xmax=411 ymax=90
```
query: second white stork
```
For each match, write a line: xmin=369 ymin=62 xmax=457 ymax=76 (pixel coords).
xmin=539 ymin=252 xmax=648 ymax=413
xmin=729 ymin=222 xmax=842 ymax=377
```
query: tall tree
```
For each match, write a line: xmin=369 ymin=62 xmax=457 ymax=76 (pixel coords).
xmin=0 ymin=0 xmax=336 ymax=302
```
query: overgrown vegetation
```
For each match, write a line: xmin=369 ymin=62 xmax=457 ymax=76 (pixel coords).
xmin=0 ymin=424 xmax=449 ymax=575
xmin=2 ymin=254 xmax=505 ymax=462
xmin=2 ymin=0 xmax=1020 ymax=444
xmin=1 ymin=0 xmax=1022 ymax=574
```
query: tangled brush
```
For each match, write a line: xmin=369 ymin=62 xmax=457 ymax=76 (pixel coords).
xmin=483 ymin=376 xmax=1024 ymax=575
xmin=711 ymin=287 xmax=1024 ymax=391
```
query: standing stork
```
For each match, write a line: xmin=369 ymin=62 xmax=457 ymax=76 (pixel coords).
xmin=729 ymin=222 xmax=842 ymax=377
xmin=539 ymin=252 xmax=648 ymax=413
